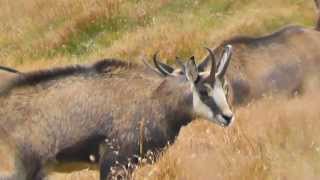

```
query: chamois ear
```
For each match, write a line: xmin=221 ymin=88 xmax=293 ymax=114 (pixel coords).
xmin=185 ymin=57 xmax=199 ymax=83
xmin=216 ymin=45 xmax=232 ymax=79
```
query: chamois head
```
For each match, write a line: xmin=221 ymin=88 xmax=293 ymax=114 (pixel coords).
xmin=184 ymin=46 xmax=234 ymax=126
xmin=146 ymin=45 xmax=234 ymax=126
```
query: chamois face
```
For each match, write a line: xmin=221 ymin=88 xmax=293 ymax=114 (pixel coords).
xmin=184 ymin=46 xmax=234 ymax=127
xmin=144 ymin=45 xmax=234 ymax=126
xmin=192 ymin=75 xmax=233 ymax=126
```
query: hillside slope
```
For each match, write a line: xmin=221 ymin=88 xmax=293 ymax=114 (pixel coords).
xmin=1 ymin=0 xmax=320 ymax=180
xmin=0 ymin=0 xmax=316 ymax=68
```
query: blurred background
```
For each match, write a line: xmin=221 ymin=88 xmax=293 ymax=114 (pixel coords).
xmin=0 ymin=0 xmax=317 ymax=68
xmin=0 ymin=0 xmax=320 ymax=179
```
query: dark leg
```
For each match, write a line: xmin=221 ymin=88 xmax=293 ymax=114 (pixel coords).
xmin=25 ymin=161 xmax=43 ymax=180
xmin=99 ymin=150 xmax=119 ymax=180
xmin=99 ymin=140 xmax=131 ymax=180
xmin=1 ymin=152 xmax=43 ymax=180
xmin=34 ymin=168 xmax=46 ymax=180
xmin=17 ymin=150 xmax=44 ymax=180
xmin=98 ymin=138 xmax=140 ymax=180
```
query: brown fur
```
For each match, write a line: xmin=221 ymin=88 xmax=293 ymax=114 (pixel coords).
xmin=0 ymin=59 xmax=195 ymax=180
xmin=208 ymin=0 xmax=320 ymax=103
xmin=0 ymin=59 xmax=137 ymax=95
xmin=206 ymin=25 xmax=320 ymax=105
xmin=315 ymin=0 xmax=320 ymax=30
xmin=3 ymin=59 xmax=134 ymax=88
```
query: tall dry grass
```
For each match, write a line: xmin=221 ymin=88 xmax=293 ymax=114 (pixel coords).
xmin=0 ymin=0 xmax=122 ymax=65
xmin=1 ymin=0 xmax=320 ymax=180
xmin=132 ymin=75 xmax=320 ymax=180
xmin=44 ymin=74 xmax=320 ymax=180
xmin=0 ymin=0 xmax=317 ymax=68
xmin=0 ymin=0 xmax=119 ymax=41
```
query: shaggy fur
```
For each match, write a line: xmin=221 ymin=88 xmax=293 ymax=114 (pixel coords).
xmin=0 ymin=59 xmax=196 ymax=180
xmin=202 ymin=25 xmax=320 ymax=105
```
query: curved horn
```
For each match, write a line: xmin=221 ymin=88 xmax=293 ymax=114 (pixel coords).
xmin=0 ymin=66 xmax=21 ymax=74
xmin=141 ymin=58 xmax=164 ymax=77
xmin=205 ymin=47 xmax=216 ymax=84
xmin=153 ymin=52 xmax=174 ymax=76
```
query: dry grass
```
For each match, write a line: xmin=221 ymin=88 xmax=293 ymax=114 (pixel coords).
xmin=0 ymin=0 xmax=317 ymax=67
xmin=1 ymin=0 xmax=320 ymax=180
xmin=0 ymin=0 xmax=121 ymax=59
xmin=49 ymin=170 xmax=99 ymax=180
xmin=43 ymin=75 xmax=320 ymax=180
xmin=92 ymin=0 xmax=317 ymax=62
xmin=133 ymin=75 xmax=320 ymax=180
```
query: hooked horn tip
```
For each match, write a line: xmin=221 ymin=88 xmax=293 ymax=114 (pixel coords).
xmin=223 ymin=45 xmax=233 ymax=57
xmin=204 ymin=47 xmax=215 ymax=56
xmin=153 ymin=51 xmax=160 ymax=62
xmin=203 ymin=47 xmax=211 ymax=51
xmin=225 ymin=44 xmax=232 ymax=49
xmin=225 ymin=45 xmax=233 ymax=53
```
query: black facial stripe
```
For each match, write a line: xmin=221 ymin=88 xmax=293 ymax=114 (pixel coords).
xmin=199 ymin=93 xmax=222 ymax=115
xmin=196 ymin=80 xmax=230 ymax=116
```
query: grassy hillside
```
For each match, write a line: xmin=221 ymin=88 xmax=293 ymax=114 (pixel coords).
xmin=1 ymin=0 xmax=320 ymax=180
xmin=134 ymin=79 xmax=320 ymax=180
xmin=0 ymin=0 xmax=316 ymax=68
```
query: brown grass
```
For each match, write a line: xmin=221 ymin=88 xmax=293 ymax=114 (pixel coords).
xmin=43 ymin=76 xmax=320 ymax=180
xmin=1 ymin=0 xmax=320 ymax=179
xmin=0 ymin=0 xmax=121 ymax=58
xmin=0 ymin=0 xmax=316 ymax=67
xmin=89 ymin=0 xmax=317 ymax=63
xmin=132 ymin=75 xmax=320 ymax=180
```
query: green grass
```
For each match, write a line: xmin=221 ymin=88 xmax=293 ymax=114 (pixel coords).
xmin=49 ymin=16 xmax=135 ymax=57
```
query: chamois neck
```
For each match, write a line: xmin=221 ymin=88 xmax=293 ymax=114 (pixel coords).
xmin=154 ymin=78 xmax=194 ymax=126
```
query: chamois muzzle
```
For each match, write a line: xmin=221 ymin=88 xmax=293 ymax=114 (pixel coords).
xmin=221 ymin=114 xmax=234 ymax=127
xmin=214 ymin=113 xmax=234 ymax=127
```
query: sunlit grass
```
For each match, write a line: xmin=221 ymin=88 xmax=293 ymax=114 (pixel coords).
xmin=0 ymin=0 xmax=316 ymax=67
xmin=1 ymin=0 xmax=320 ymax=180
xmin=133 ymin=75 xmax=320 ymax=180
